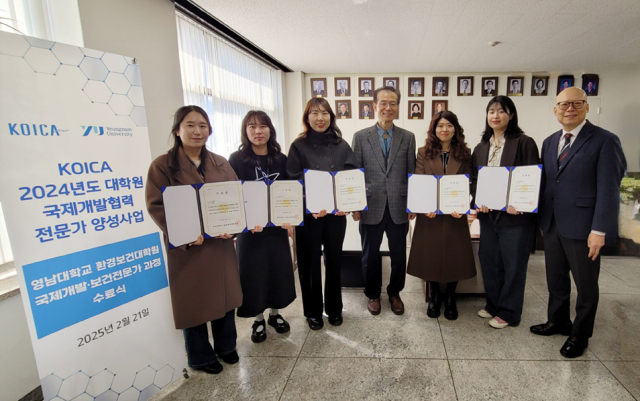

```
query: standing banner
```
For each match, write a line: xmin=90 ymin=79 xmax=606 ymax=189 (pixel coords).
xmin=0 ymin=32 xmax=185 ymax=400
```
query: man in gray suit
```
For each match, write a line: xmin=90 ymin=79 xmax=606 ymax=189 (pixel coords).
xmin=352 ymin=86 xmax=416 ymax=315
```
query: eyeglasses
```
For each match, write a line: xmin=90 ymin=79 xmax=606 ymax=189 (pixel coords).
xmin=378 ymin=102 xmax=398 ymax=109
xmin=556 ymin=101 xmax=586 ymax=110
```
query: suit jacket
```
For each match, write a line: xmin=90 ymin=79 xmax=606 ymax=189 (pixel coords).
xmin=352 ymin=124 xmax=416 ymax=224
xmin=485 ymin=89 xmax=495 ymax=95
xmin=539 ymin=120 xmax=626 ymax=241
xmin=361 ymin=89 xmax=372 ymax=96
xmin=471 ymin=133 xmax=540 ymax=226
xmin=313 ymin=90 xmax=324 ymax=96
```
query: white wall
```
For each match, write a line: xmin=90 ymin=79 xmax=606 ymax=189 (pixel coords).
xmin=77 ymin=0 xmax=185 ymax=160
xmin=294 ymin=70 xmax=639 ymax=170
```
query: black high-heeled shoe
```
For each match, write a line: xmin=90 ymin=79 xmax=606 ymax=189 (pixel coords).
xmin=427 ymin=282 xmax=442 ymax=318
xmin=443 ymin=282 xmax=458 ymax=320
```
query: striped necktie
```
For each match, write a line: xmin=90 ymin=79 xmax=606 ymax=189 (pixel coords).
xmin=557 ymin=133 xmax=572 ymax=166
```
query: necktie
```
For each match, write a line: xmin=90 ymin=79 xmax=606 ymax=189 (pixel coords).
xmin=558 ymin=133 xmax=572 ymax=166
xmin=382 ymin=132 xmax=389 ymax=156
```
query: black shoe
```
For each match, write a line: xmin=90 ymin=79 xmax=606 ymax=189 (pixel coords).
xmin=307 ymin=317 xmax=324 ymax=330
xmin=268 ymin=314 xmax=291 ymax=333
xmin=427 ymin=282 xmax=442 ymax=318
xmin=195 ymin=360 xmax=223 ymax=374
xmin=328 ymin=315 xmax=343 ymax=326
xmin=530 ymin=322 xmax=572 ymax=336
xmin=560 ymin=336 xmax=588 ymax=358
xmin=219 ymin=350 xmax=239 ymax=364
xmin=443 ymin=294 xmax=458 ymax=321
xmin=251 ymin=320 xmax=267 ymax=343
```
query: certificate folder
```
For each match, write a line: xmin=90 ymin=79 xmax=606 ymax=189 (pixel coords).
xmin=303 ymin=169 xmax=368 ymax=213
xmin=474 ymin=165 xmax=542 ymax=213
xmin=406 ymin=174 xmax=470 ymax=215
xmin=161 ymin=180 xmax=304 ymax=248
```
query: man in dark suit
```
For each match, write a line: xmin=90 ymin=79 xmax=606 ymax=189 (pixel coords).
xmin=338 ymin=103 xmax=349 ymax=117
xmin=361 ymin=104 xmax=372 ymax=118
xmin=352 ymin=87 xmax=416 ymax=315
xmin=531 ymin=87 xmax=627 ymax=358
xmin=313 ymin=81 xmax=324 ymax=96
xmin=337 ymin=80 xmax=349 ymax=96
xmin=361 ymin=81 xmax=372 ymax=96
xmin=484 ymin=80 xmax=495 ymax=95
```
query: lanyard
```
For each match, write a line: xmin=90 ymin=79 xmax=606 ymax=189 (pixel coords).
xmin=256 ymin=161 xmax=270 ymax=182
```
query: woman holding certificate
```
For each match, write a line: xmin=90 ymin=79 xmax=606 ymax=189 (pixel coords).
xmin=146 ymin=106 xmax=242 ymax=374
xmin=471 ymin=96 xmax=540 ymax=329
xmin=286 ymin=98 xmax=358 ymax=330
xmin=229 ymin=111 xmax=296 ymax=344
xmin=407 ymin=111 xmax=476 ymax=320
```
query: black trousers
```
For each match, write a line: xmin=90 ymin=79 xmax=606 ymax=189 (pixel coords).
xmin=360 ymin=205 xmax=409 ymax=299
xmin=478 ymin=219 xmax=533 ymax=325
xmin=295 ymin=213 xmax=347 ymax=319
xmin=544 ymin=219 xmax=601 ymax=339
xmin=183 ymin=310 xmax=236 ymax=368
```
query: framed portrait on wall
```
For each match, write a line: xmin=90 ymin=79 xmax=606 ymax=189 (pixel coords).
xmin=311 ymin=78 xmax=326 ymax=98
xmin=336 ymin=100 xmax=351 ymax=119
xmin=432 ymin=77 xmax=449 ymax=96
xmin=359 ymin=77 xmax=374 ymax=97
xmin=359 ymin=100 xmax=374 ymax=120
xmin=507 ymin=76 xmax=524 ymax=96
xmin=383 ymin=77 xmax=399 ymax=89
xmin=457 ymin=76 xmax=473 ymax=96
xmin=408 ymin=101 xmax=424 ymax=119
xmin=582 ymin=74 xmax=599 ymax=96
xmin=408 ymin=77 xmax=424 ymax=97
xmin=482 ymin=77 xmax=498 ymax=97
xmin=557 ymin=75 xmax=574 ymax=94
xmin=432 ymin=100 xmax=448 ymax=116
xmin=531 ymin=76 xmax=548 ymax=96
xmin=335 ymin=77 xmax=351 ymax=97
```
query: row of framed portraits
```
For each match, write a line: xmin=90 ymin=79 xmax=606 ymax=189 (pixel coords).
xmin=336 ymin=99 xmax=449 ymax=120
xmin=312 ymin=74 xmax=600 ymax=98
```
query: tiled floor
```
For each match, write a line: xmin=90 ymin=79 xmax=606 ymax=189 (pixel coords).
xmin=150 ymin=253 xmax=640 ymax=401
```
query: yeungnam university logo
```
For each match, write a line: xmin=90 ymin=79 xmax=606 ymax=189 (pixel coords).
xmin=82 ymin=125 xmax=133 ymax=137
xmin=82 ymin=126 xmax=104 ymax=136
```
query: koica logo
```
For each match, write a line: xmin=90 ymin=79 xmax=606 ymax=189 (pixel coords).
xmin=8 ymin=123 xmax=61 ymax=136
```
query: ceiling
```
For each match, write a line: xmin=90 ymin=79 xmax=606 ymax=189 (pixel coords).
xmin=191 ymin=0 xmax=640 ymax=74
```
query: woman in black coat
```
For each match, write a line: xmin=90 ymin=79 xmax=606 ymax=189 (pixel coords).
xmin=286 ymin=98 xmax=358 ymax=330
xmin=471 ymin=96 xmax=540 ymax=329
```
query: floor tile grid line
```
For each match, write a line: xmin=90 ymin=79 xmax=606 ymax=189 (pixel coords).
xmin=437 ymin=317 xmax=461 ymax=401
xmin=596 ymin=361 xmax=638 ymax=401
xmin=277 ymin=322 xmax=312 ymax=401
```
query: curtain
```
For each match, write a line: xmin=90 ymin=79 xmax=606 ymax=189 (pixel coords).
xmin=175 ymin=12 xmax=285 ymax=159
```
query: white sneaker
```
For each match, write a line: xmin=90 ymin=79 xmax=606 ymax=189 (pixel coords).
xmin=489 ymin=316 xmax=509 ymax=329
xmin=477 ymin=308 xmax=492 ymax=318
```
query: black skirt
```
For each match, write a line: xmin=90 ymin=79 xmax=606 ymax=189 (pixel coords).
xmin=236 ymin=227 xmax=296 ymax=317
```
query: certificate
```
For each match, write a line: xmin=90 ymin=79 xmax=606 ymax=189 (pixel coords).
xmin=438 ymin=174 xmax=470 ymax=215
xmin=304 ymin=169 xmax=335 ymax=213
xmin=334 ymin=169 xmax=367 ymax=212
xmin=474 ymin=166 xmax=510 ymax=211
xmin=270 ymin=180 xmax=304 ymax=226
xmin=407 ymin=174 xmax=438 ymax=214
xmin=162 ymin=185 xmax=201 ymax=247
xmin=242 ymin=180 xmax=269 ymax=229
xmin=199 ymin=181 xmax=246 ymax=237
xmin=508 ymin=165 xmax=542 ymax=213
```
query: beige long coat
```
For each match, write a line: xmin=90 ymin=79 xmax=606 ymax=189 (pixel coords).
xmin=407 ymin=147 xmax=476 ymax=283
xmin=145 ymin=147 xmax=242 ymax=329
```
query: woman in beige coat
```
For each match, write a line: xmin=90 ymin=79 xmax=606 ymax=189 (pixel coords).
xmin=146 ymin=105 xmax=242 ymax=375
xmin=407 ymin=111 xmax=476 ymax=320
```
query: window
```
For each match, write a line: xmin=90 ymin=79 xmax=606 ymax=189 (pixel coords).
xmin=175 ymin=12 xmax=285 ymax=158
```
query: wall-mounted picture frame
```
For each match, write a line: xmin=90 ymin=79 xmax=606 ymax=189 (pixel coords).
xmin=311 ymin=78 xmax=326 ymax=98
xmin=457 ymin=76 xmax=473 ymax=96
xmin=408 ymin=101 xmax=424 ymax=120
xmin=582 ymin=74 xmax=599 ymax=96
xmin=383 ymin=77 xmax=399 ymax=90
xmin=531 ymin=76 xmax=548 ymax=96
xmin=408 ymin=77 xmax=424 ymax=97
xmin=336 ymin=100 xmax=351 ymax=119
xmin=432 ymin=77 xmax=449 ymax=96
xmin=482 ymin=77 xmax=498 ymax=97
xmin=359 ymin=100 xmax=374 ymax=120
xmin=359 ymin=77 xmax=374 ymax=97
xmin=335 ymin=77 xmax=351 ymax=97
xmin=432 ymin=100 xmax=448 ymax=116
xmin=507 ymin=76 xmax=524 ymax=96
xmin=557 ymin=75 xmax=574 ymax=94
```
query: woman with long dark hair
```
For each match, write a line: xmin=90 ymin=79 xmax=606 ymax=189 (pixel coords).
xmin=286 ymin=98 xmax=358 ymax=330
xmin=146 ymin=105 xmax=242 ymax=374
xmin=228 ymin=111 xmax=296 ymax=343
xmin=471 ymin=96 xmax=540 ymax=329
xmin=407 ymin=111 xmax=476 ymax=320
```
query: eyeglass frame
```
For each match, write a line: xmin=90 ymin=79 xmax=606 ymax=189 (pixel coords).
xmin=555 ymin=101 xmax=587 ymax=110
